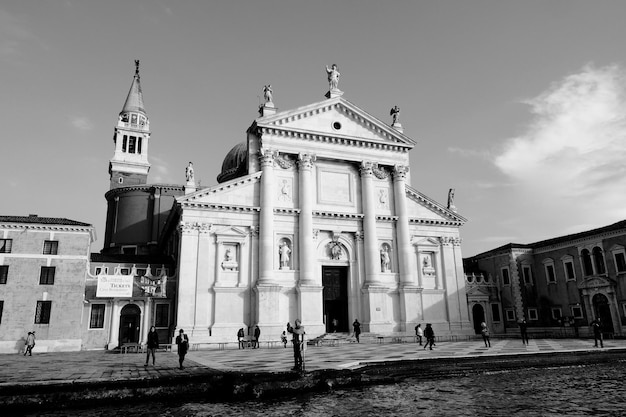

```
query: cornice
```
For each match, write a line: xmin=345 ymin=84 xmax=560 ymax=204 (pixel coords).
xmin=405 ymin=186 xmax=466 ymax=224
xmin=313 ymin=211 xmax=364 ymax=220
xmin=179 ymin=203 xmax=260 ymax=213
xmin=0 ymin=223 xmax=94 ymax=233
xmin=179 ymin=173 xmax=262 ymax=202
xmin=533 ymin=228 xmax=626 ymax=254
xmin=105 ymin=183 xmax=184 ymax=199
xmin=408 ymin=218 xmax=464 ymax=227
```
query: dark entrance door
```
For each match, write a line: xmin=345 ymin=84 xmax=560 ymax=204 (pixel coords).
xmin=322 ymin=266 xmax=349 ymax=333
xmin=592 ymin=293 xmax=614 ymax=333
xmin=119 ymin=304 xmax=141 ymax=344
xmin=472 ymin=304 xmax=485 ymax=334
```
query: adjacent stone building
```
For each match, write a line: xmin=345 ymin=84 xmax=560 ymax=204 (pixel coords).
xmin=0 ymin=215 xmax=95 ymax=353
xmin=464 ymin=220 xmax=626 ymax=337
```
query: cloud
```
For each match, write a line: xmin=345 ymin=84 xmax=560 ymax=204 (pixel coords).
xmin=493 ymin=65 xmax=626 ymax=220
xmin=150 ymin=155 xmax=173 ymax=183
xmin=70 ymin=116 xmax=94 ymax=131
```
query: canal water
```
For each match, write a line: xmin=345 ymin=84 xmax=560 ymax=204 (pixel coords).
xmin=28 ymin=360 xmax=626 ymax=416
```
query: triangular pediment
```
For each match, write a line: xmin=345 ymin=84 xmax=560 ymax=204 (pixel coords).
xmin=177 ymin=173 xmax=261 ymax=208
xmin=256 ymin=96 xmax=415 ymax=148
xmin=212 ymin=225 xmax=249 ymax=238
xmin=466 ymin=286 xmax=492 ymax=298
xmin=406 ymin=186 xmax=466 ymax=226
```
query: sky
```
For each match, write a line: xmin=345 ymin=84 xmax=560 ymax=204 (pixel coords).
xmin=1 ymin=0 xmax=626 ymax=257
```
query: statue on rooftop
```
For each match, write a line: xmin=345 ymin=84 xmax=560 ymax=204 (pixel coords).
xmin=186 ymin=162 xmax=194 ymax=182
xmin=390 ymin=106 xmax=400 ymax=124
xmin=326 ymin=64 xmax=340 ymax=90
xmin=263 ymin=85 xmax=273 ymax=103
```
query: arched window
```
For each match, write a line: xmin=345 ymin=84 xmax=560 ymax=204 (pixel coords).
xmin=581 ymin=249 xmax=593 ymax=276
xmin=592 ymin=246 xmax=606 ymax=275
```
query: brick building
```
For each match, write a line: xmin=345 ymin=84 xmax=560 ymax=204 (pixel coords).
xmin=464 ymin=220 xmax=626 ymax=337
xmin=0 ymin=215 xmax=95 ymax=353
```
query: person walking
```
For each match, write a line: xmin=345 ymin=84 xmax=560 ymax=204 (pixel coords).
xmin=481 ymin=322 xmax=491 ymax=348
xmin=591 ymin=318 xmax=604 ymax=348
xmin=144 ymin=326 xmax=159 ymax=366
xmin=237 ymin=328 xmax=245 ymax=349
xmin=254 ymin=325 xmax=261 ymax=349
xmin=519 ymin=319 xmax=529 ymax=345
xmin=176 ymin=329 xmax=189 ymax=369
xmin=353 ymin=319 xmax=361 ymax=343
xmin=281 ymin=331 xmax=288 ymax=348
xmin=287 ymin=320 xmax=305 ymax=372
xmin=24 ymin=331 xmax=36 ymax=356
xmin=423 ymin=324 xmax=435 ymax=350
xmin=415 ymin=323 xmax=423 ymax=346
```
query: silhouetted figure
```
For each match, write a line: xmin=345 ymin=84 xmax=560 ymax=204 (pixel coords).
xmin=519 ymin=319 xmax=529 ymax=344
xmin=423 ymin=324 xmax=435 ymax=350
xmin=481 ymin=322 xmax=491 ymax=348
xmin=353 ymin=319 xmax=361 ymax=343
xmin=591 ymin=318 xmax=604 ymax=348
xmin=176 ymin=329 xmax=189 ymax=369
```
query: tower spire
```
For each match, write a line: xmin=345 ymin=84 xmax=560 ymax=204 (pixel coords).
xmin=108 ymin=60 xmax=151 ymax=189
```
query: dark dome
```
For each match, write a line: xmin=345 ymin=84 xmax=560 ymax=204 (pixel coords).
xmin=217 ymin=142 xmax=248 ymax=183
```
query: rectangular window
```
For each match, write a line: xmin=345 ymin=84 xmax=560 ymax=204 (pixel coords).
xmin=155 ymin=304 xmax=169 ymax=328
xmin=501 ymin=268 xmax=510 ymax=286
xmin=505 ymin=309 xmax=516 ymax=321
xmin=43 ymin=240 xmax=58 ymax=255
xmin=128 ymin=136 xmax=136 ymax=153
xmin=0 ymin=266 xmax=8 ymax=284
xmin=615 ymin=252 xmax=626 ymax=273
xmin=522 ymin=266 xmax=533 ymax=285
xmin=35 ymin=301 xmax=52 ymax=324
xmin=131 ymin=114 xmax=138 ymax=125
xmin=120 ymin=268 xmax=130 ymax=275
xmin=527 ymin=308 xmax=539 ymax=321
xmin=39 ymin=266 xmax=55 ymax=285
xmin=137 ymin=137 xmax=142 ymax=154
xmin=546 ymin=264 xmax=556 ymax=283
xmin=136 ymin=268 xmax=146 ymax=277
xmin=0 ymin=300 xmax=3 ymax=323
xmin=89 ymin=304 xmax=105 ymax=328
xmin=551 ymin=307 xmax=562 ymax=320
xmin=564 ymin=261 xmax=576 ymax=281
xmin=491 ymin=303 xmax=501 ymax=322
xmin=122 ymin=135 xmax=127 ymax=152
xmin=0 ymin=239 xmax=12 ymax=253
xmin=95 ymin=267 xmax=108 ymax=275
xmin=571 ymin=305 xmax=583 ymax=319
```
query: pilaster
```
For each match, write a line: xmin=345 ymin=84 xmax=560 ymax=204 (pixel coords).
xmin=360 ymin=161 xmax=381 ymax=286
xmin=298 ymin=153 xmax=316 ymax=285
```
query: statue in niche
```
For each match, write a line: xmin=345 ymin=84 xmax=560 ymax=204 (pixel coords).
xmin=263 ymin=85 xmax=273 ymax=103
xmin=159 ymin=276 xmax=167 ymax=297
xmin=185 ymin=162 xmax=195 ymax=182
xmin=422 ymin=254 xmax=435 ymax=276
xmin=326 ymin=64 xmax=340 ymax=90
xmin=329 ymin=241 xmax=342 ymax=260
xmin=378 ymin=189 xmax=388 ymax=208
xmin=380 ymin=247 xmax=391 ymax=272
xmin=279 ymin=241 xmax=291 ymax=269
xmin=390 ymin=105 xmax=400 ymax=124
xmin=221 ymin=247 xmax=238 ymax=271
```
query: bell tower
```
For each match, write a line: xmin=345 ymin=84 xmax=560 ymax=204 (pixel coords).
xmin=109 ymin=60 xmax=151 ymax=189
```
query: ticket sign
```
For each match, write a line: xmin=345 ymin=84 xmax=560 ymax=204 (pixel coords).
xmin=96 ymin=275 xmax=133 ymax=297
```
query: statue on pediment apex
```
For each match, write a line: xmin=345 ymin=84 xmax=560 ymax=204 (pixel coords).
xmin=263 ymin=84 xmax=273 ymax=103
xmin=390 ymin=106 xmax=400 ymax=124
xmin=326 ymin=64 xmax=340 ymax=90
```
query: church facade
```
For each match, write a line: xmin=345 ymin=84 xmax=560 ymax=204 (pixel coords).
xmin=87 ymin=62 xmax=472 ymax=349
xmin=163 ymin=72 xmax=471 ymax=343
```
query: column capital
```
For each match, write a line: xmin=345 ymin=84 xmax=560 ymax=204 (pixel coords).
xmin=440 ymin=236 xmax=462 ymax=246
xmin=360 ymin=161 xmax=374 ymax=177
xmin=259 ymin=148 xmax=277 ymax=168
xmin=392 ymin=165 xmax=409 ymax=180
xmin=297 ymin=153 xmax=316 ymax=170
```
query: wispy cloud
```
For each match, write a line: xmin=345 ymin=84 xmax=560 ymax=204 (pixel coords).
xmin=0 ymin=8 xmax=43 ymax=62
xmin=70 ymin=116 xmax=93 ymax=131
xmin=492 ymin=64 xmax=626 ymax=226
xmin=150 ymin=155 xmax=173 ymax=183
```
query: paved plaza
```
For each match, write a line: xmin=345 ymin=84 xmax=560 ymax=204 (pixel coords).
xmin=1 ymin=337 xmax=624 ymax=387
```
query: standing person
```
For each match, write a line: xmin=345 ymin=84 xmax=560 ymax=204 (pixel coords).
xmin=281 ymin=331 xmax=288 ymax=348
xmin=24 ymin=331 xmax=36 ymax=356
xmin=237 ymin=328 xmax=245 ymax=349
xmin=353 ymin=319 xmax=361 ymax=343
xmin=144 ymin=326 xmax=159 ymax=366
xmin=481 ymin=322 xmax=491 ymax=348
xmin=591 ymin=318 xmax=604 ymax=348
xmin=415 ymin=323 xmax=423 ymax=346
xmin=287 ymin=320 xmax=305 ymax=372
xmin=519 ymin=319 xmax=529 ymax=345
xmin=254 ymin=325 xmax=261 ymax=349
xmin=423 ymin=324 xmax=435 ymax=350
xmin=175 ymin=329 xmax=189 ymax=370
xmin=332 ymin=318 xmax=339 ymax=333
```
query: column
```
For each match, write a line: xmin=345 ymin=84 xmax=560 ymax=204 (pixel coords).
xmin=360 ymin=161 xmax=380 ymax=285
xmin=298 ymin=153 xmax=315 ymax=285
xmin=140 ymin=299 xmax=152 ymax=344
xmin=108 ymin=301 xmax=121 ymax=349
xmin=258 ymin=148 xmax=276 ymax=285
xmin=175 ymin=222 xmax=199 ymax=334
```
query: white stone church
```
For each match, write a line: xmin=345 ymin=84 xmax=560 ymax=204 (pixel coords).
xmin=88 ymin=62 xmax=472 ymax=349
xmin=162 ymin=68 xmax=472 ymax=343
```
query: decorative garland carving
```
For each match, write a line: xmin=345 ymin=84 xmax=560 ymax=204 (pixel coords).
xmin=372 ymin=164 xmax=389 ymax=179
xmin=275 ymin=153 xmax=295 ymax=169
xmin=440 ymin=236 xmax=462 ymax=246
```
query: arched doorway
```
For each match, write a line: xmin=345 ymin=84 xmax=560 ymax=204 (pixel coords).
xmin=472 ymin=304 xmax=485 ymax=334
xmin=119 ymin=304 xmax=141 ymax=344
xmin=592 ymin=293 xmax=614 ymax=333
